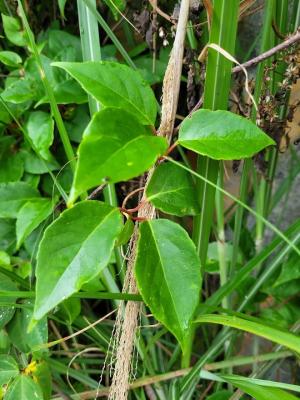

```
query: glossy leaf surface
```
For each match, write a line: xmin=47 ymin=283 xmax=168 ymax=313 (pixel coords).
xmin=52 ymin=61 xmax=157 ymax=124
xmin=0 ymin=355 xmax=19 ymax=386
xmin=4 ymin=375 xmax=43 ymax=400
xmin=33 ymin=201 xmax=123 ymax=320
xmin=178 ymin=109 xmax=275 ymax=160
xmin=135 ymin=219 xmax=201 ymax=350
xmin=146 ymin=162 xmax=200 ymax=216
xmin=68 ymin=108 xmax=167 ymax=205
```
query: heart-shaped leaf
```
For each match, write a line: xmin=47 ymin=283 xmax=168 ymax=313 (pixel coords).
xmin=178 ymin=109 xmax=275 ymax=160
xmin=52 ymin=61 xmax=157 ymax=125
xmin=135 ymin=219 xmax=201 ymax=351
xmin=4 ymin=375 xmax=43 ymax=400
xmin=68 ymin=107 xmax=167 ymax=205
xmin=146 ymin=162 xmax=200 ymax=216
xmin=0 ymin=355 xmax=19 ymax=386
xmin=33 ymin=201 xmax=123 ymax=321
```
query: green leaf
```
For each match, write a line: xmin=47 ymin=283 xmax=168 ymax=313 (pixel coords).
xmin=52 ymin=61 xmax=157 ymax=124
xmin=4 ymin=375 xmax=43 ymax=400
xmin=206 ymin=242 xmax=243 ymax=273
xmin=56 ymin=297 xmax=81 ymax=325
xmin=135 ymin=219 xmax=201 ymax=351
xmin=1 ymin=79 xmax=36 ymax=104
xmin=0 ymin=251 xmax=10 ymax=268
xmin=116 ymin=218 xmax=134 ymax=246
xmin=0 ymin=182 xmax=40 ymax=218
xmin=178 ymin=109 xmax=275 ymax=160
xmin=25 ymin=111 xmax=54 ymax=160
xmin=47 ymin=30 xmax=82 ymax=61
xmin=0 ymin=219 xmax=16 ymax=253
xmin=0 ymin=152 xmax=24 ymax=183
xmin=58 ymin=0 xmax=68 ymax=19
xmin=65 ymin=104 xmax=90 ymax=143
xmin=0 ymin=355 xmax=19 ymax=386
xmin=194 ymin=313 xmax=300 ymax=353
xmin=103 ymin=0 xmax=126 ymax=20
xmin=1 ymin=14 xmax=27 ymax=47
xmin=32 ymin=362 xmax=52 ymax=400
xmin=224 ymin=376 xmax=299 ymax=400
xmin=0 ymin=51 xmax=22 ymax=67
xmin=68 ymin=108 xmax=167 ymax=205
xmin=0 ymin=273 xmax=17 ymax=330
xmin=21 ymin=149 xmax=59 ymax=174
xmin=207 ymin=391 xmax=232 ymax=400
xmin=16 ymin=198 xmax=53 ymax=249
xmin=33 ymin=201 xmax=123 ymax=320
xmin=7 ymin=300 xmax=48 ymax=354
xmin=274 ymin=252 xmax=300 ymax=287
xmin=146 ymin=162 xmax=200 ymax=216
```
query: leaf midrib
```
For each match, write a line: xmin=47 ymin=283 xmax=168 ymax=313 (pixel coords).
xmin=56 ymin=62 xmax=153 ymax=125
xmin=147 ymin=222 xmax=185 ymax=336
xmin=35 ymin=207 xmax=119 ymax=316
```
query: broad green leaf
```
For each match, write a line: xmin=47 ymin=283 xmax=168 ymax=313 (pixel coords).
xmin=146 ymin=162 xmax=200 ymax=216
xmin=4 ymin=375 xmax=43 ymax=400
xmin=224 ymin=376 xmax=299 ymax=400
xmin=7 ymin=300 xmax=48 ymax=354
xmin=0 ymin=219 xmax=16 ymax=253
xmin=274 ymin=252 xmax=300 ymax=287
xmin=25 ymin=111 xmax=54 ymax=160
xmin=0 ymin=51 xmax=22 ymax=67
xmin=37 ymin=80 xmax=88 ymax=106
xmin=16 ymin=198 xmax=53 ymax=249
xmin=52 ymin=61 xmax=157 ymax=124
xmin=1 ymin=14 xmax=27 ymax=46
xmin=0 ymin=330 xmax=10 ymax=352
xmin=33 ymin=201 xmax=123 ymax=320
xmin=194 ymin=314 xmax=300 ymax=353
xmin=0 ymin=182 xmax=40 ymax=218
xmin=68 ymin=108 xmax=167 ymax=205
xmin=0 ymin=273 xmax=17 ymax=330
xmin=21 ymin=149 xmax=59 ymax=174
xmin=0 ymin=152 xmax=23 ymax=183
xmin=178 ymin=109 xmax=275 ymax=160
xmin=47 ymin=30 xmax=82 ymax=61
xmin=1 ymin=79 xmax=36 ymax=103
xmin=0 ymin=355 xmax=19 ymax=386
xmin=135 ymin=219 xmax=201 ymax=351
